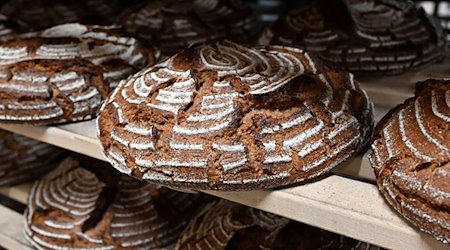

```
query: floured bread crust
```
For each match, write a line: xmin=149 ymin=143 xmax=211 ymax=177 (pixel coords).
xmin=259 ymin=0 xmax=446 ymax=75
xmin=117 ymin=0 xmax=261 ymax=55
xmin=175 ymin=200 xmax=382 ymax=249
xmin=369 ymin=79 xmax=450 ymax=243
xmin=24 ymin=156 xmax=208 ymax=249
xmin=98 ymin=41 xmax=373 ymax=191
xmin=0 ymin=129 xmax=66 ymax=186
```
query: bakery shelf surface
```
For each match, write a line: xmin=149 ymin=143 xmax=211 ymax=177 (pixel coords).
xmin=0 ymin=103 xmax=448 ymax=250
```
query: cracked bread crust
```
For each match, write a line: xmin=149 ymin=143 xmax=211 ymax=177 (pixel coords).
xmin=369 ymin=79 xmax=450 ymax=243
xmin=1 ymin=0 xmax=120 ymax=30
xmin=117 ymin=0 xmax=261 ymax=55
xmin=0 ymin=129 xmax=66 ymax=186
xmin=0 ymin=59 xmax=109 ymax=124
xmin=175 ymin=200 xmax=382 ymax=250
xmin=258 ymin=0 xmax=446 ymax=75
xmin=98 ymin=40 xmax=373 ymax=191
xmin=24 ymin=156 xmax=207 ymax=250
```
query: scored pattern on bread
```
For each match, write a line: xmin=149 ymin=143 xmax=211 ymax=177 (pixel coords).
xmin=98 ymin=41 xmax=373 ymax=190
xmin=0 ymin=129 xmax=65 ymax=186
xmin=1 ymin=0 xmax=120 ymax=30
xmin=0 ymin=59 xmax=110 ymax=124
xmin=117 ymin=0 xmax=261 ymax=55
xmin=24 ymin=157 xmax=207 ymax=249
xmin=259 ymin=0 xmax=446 ymax=74
xmin=2 ymin=23 xmax=153 ymax=88
xmin=368 ymin=79 xmax=450 ymax=243
xmin=175 ymin=200 xmax=382 ymax=249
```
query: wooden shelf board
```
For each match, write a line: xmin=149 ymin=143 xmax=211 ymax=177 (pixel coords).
xmin=0 ymin=204 xmax=32 ymax=250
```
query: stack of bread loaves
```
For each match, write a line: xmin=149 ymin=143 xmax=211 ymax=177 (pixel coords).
xmin=0 ymin=0 xmax=445 ymax=249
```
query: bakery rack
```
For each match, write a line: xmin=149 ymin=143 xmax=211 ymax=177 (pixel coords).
xmin=0 ymin=56 xmax=449 ymax=250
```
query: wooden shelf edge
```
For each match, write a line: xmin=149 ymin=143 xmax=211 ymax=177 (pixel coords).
xmin=0 ymin=205 xmax=32 ymax=250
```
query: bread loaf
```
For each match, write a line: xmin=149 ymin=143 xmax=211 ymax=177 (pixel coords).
xmin=369 ymin=79 xmax=450 ymax=243
xmin=176 ymin=200 xmax=382 ymax=249
xmin=24 ymin=156 xmax=208 ymax=249
xmin=1 ymin=0 xmax=120 ymax=30
xmin=98 ymin=41 xmax=373 ymax=191
xmin=16 ymin=23 xmax=154 ymax=87
xmin=0 ymin=59 xmax=110 ymax=124
xmin=259 ymin=0 xmax=446 ymax=75
xmin=117 ymin=0 xmax=261 ymax=55
xmin=0 ymin=129 xmax=65 ymax=186
xmin=0 ymin=23 xmax=155 ymax=124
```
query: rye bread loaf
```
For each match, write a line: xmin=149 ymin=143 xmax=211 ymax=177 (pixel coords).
xmin=369 ymin=79 xmax=450 ymax=243
xmin=0 ymin=129 xmax=66 ymax=186
xmin=0 ymin=59 xmax=110 ymax=124
xmin=0 ymin=23 xmax=155 ymax=124
xmin=117 ymin=0 xmax=261 ymax=55
xmin=15 ymin=23 xmax=154 ymax=87
xmin=259 ymin=0 xmax=446 ymax=75
xmin=24 ymin=156 xmax=208 ymax=250
xmin=97 ymin=40 xmax=373 ymax=191
xmin=1 ymin=0 xmax=120 ymax=30
xmin=175 ymin=200 xmax=382 ymax=249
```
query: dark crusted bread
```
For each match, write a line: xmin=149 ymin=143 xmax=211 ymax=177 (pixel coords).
xmin=0 ymin=59 xmax=111 ymax=124
xmin=259 ymin=0 xmax=446 ymax=75
xmin=1 ymin=0 xmax=120 ymax=30
xmin=117 ymin=0 xmax=261 ymax=55
xmin=97 ymin=40 xmax=373 ymax=191
xmin=24 ymin=156 xmax=207 ymax=250
xmin=368 ymin=79 xmax=450 ymax=243
xmin=15 ymin=23 xmax=154 ymax=88
xmin=175 ymin=200 xmax=382 ymax=249
xmin=0 ymin=129 xmax=66 ymax=186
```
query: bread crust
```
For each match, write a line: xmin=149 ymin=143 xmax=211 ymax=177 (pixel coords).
xmin=98 ymin=41 xmax=373 ymax=191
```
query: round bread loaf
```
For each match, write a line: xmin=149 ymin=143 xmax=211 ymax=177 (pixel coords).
xmin=97 ymin=40 xmax=373 ymax=191
xmin=1 ymin=0 xmax=120 ymax=30
xmin=369 ymin=79 xmax=450 ymax=244
xmin=24 ymin=156 xmax=207 ymax=250
xmin=176 ymin=200 xmax=381 ymax=249
xmin=259 ymin=0 xmax=446 ymax=75
xmin=117 ymin=0 xmax=261 ymax=55
xmin=13 ymin=23 xmax=154 ymax=87
xmin=0 ymin=23 xmax=155 ymax=124
xmin=0 ymin=129 xmax=66 ymax=186
xmin=0 ymin=59 xmax=111 ymax=124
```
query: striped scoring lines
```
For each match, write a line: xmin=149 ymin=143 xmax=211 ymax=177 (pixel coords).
xmin=0 ymin=130 xmax=64 ymax=186
xmin=0 ymin=61 xmax=106 ymax=124
xmin=102 ymin=41 xmax=371 ymax=189
xmin=370 ymin=88 xmax=450 ymax=170
xmin=25 ymin=159 xmax=109 ymax=250
xmin=175 ymin=200 xmax=380 ymax=249
xmin=0 ymin=23 xmax=149 ymax=87
xmin=118 ymin=0 xmax=261 ymax=54
xmin=175 ymin=200 xmax=290 ymax=250
xmin=25 ymin=157 xmax=204 ymax=249
xmin=369 ymin=82 xmax=450 ymax=243
xmin=259 ymin=0 xmax=444 ymax=73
